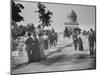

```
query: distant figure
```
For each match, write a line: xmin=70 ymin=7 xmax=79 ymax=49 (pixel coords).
xmin=54 ymin=32 xmax=58 ymax=46
xmin=78 ymin=33 xmax=84 ymax=51
xmin=49 ymin=32 xmax=58 ymax=47
xmin=72 ymin=31 xmax=78 ymax=50
xmin=88 ymin=28 xmax=95 ymax=55
xmin=43 ymin=33 xmax=49 ymax=50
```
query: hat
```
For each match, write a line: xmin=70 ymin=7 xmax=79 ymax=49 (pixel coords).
xmin=38 ymin=33 xmax=43 ymax=36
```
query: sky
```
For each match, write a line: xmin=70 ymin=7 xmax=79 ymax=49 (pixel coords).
xmin=15 ymin=0 xmax=96 ymax=32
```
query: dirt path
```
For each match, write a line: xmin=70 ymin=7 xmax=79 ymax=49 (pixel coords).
xmin=12 ymin=38 xmax=96 ymax=74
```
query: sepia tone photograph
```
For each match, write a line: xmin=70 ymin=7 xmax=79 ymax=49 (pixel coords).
xmin=11 ymin=0 xmax=96 ymax=74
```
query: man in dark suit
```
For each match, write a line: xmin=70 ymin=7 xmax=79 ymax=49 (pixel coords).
xmin=72 ymin=31 xmax=78 ymax=50
xmin=88 ymin=28 xmax=95 ymax=56
xmin=25 ymin=33 xmax=34 ymax=63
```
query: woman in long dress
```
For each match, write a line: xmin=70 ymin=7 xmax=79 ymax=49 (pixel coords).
xmin=25 ymin=33 xmax=34 ymax=63
xmin=38 ymin=33 xmax=46 ymax=60
xmin=31 ymin=33 xmax=41 ymax=62
xmin=78 ymin=33 xmax=84 ymax=51
xmin=43 ymin=33 xmax=48 ymax=50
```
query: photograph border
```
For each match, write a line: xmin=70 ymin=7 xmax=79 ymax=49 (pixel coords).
xmin=10 ymin=0 xmax=96 ymax=74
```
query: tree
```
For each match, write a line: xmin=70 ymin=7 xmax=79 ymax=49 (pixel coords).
xmin=11 ymin=0 xmax=24 ymax=39
xmin=11 ymin=0 xmax=24 ymax=22
xmin=36 ymin=2 xmax=53 ymax=27
xmin=12 ymin=25 xmax=27 ymax=39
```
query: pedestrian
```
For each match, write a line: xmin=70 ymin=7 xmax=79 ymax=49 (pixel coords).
xmin=31 ymin=33 xmax=41 ymax=62
xmin=88 ymin=28 xmax=95 ymax=56
xmin=25 ymin=33 xmax=34 ymax=63
xmin=78 ymin=33 xmax=84 ymax=51
xmin=43 ymin=32 xmax=48 ymax=50
xmin=38 ymin=33 xmax=46 ymax=60
xmin=53 ymin=32 xmax=58 ymax=46
xmin=72 ymin=31 xmax=78 ymax=50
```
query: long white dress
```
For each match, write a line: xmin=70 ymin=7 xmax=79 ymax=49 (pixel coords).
xmin=38 ymin=36 xmax=46 ymax=60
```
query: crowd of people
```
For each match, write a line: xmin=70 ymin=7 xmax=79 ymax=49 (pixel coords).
xmin=12 ymin=29 xmax=58 ymax=63
xmin=12 ymin=26 xmax=96 ymax=64
xmin=72 ymin=28 xmax=96 ymax=56
xmin=25 ymin=32 xmax=45 ymax=63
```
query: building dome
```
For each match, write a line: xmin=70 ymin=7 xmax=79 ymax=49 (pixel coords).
xmin=64 ymin=9 xmax=79 ymax=26
xmin=66 ymin=9 xmax=77 ymax=23
xmin=64 ymin=9 xmax=79 ymax=36
xmin=67 ymin=9 xmax=77 ymax=17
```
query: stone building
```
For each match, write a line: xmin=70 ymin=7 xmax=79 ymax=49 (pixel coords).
xmin=64 ymin=9 xmax=79 ymax=32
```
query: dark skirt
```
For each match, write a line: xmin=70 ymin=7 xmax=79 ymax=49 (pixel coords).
xmin=44 ymin=39 xmax=48 ymax=50
xmin=78 ymin=38 xmax=84 ymax=51
xmin=30 ymin=44 xmax=41 ymax=62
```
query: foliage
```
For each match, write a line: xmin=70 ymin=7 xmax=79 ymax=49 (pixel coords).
xmin=12 ymin=25 xmax=26 ymax=39
xmin=12 ymin=23 xmax=35 ymax=39
xmin=11 ymin=0 xmax=24 ymax=22
xmin=36 ymin=2 xmax=53 ymax=27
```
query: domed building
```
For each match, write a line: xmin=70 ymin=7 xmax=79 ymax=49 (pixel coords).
xmin=64 ymin=9 xmax=79 ymax=32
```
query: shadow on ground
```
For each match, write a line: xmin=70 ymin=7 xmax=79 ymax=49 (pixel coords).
xmin=12 ymin=42 xmax=96 ymax=71
xmin=40 ymin=53 xmax=96 ymax=67
xmin=11 ymin=43 xmax=73 ymax=70
xmin=12 ymin=53 xmax=96 ymax=72
xmin=47 ymin=43 xmax=73 ymax=57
